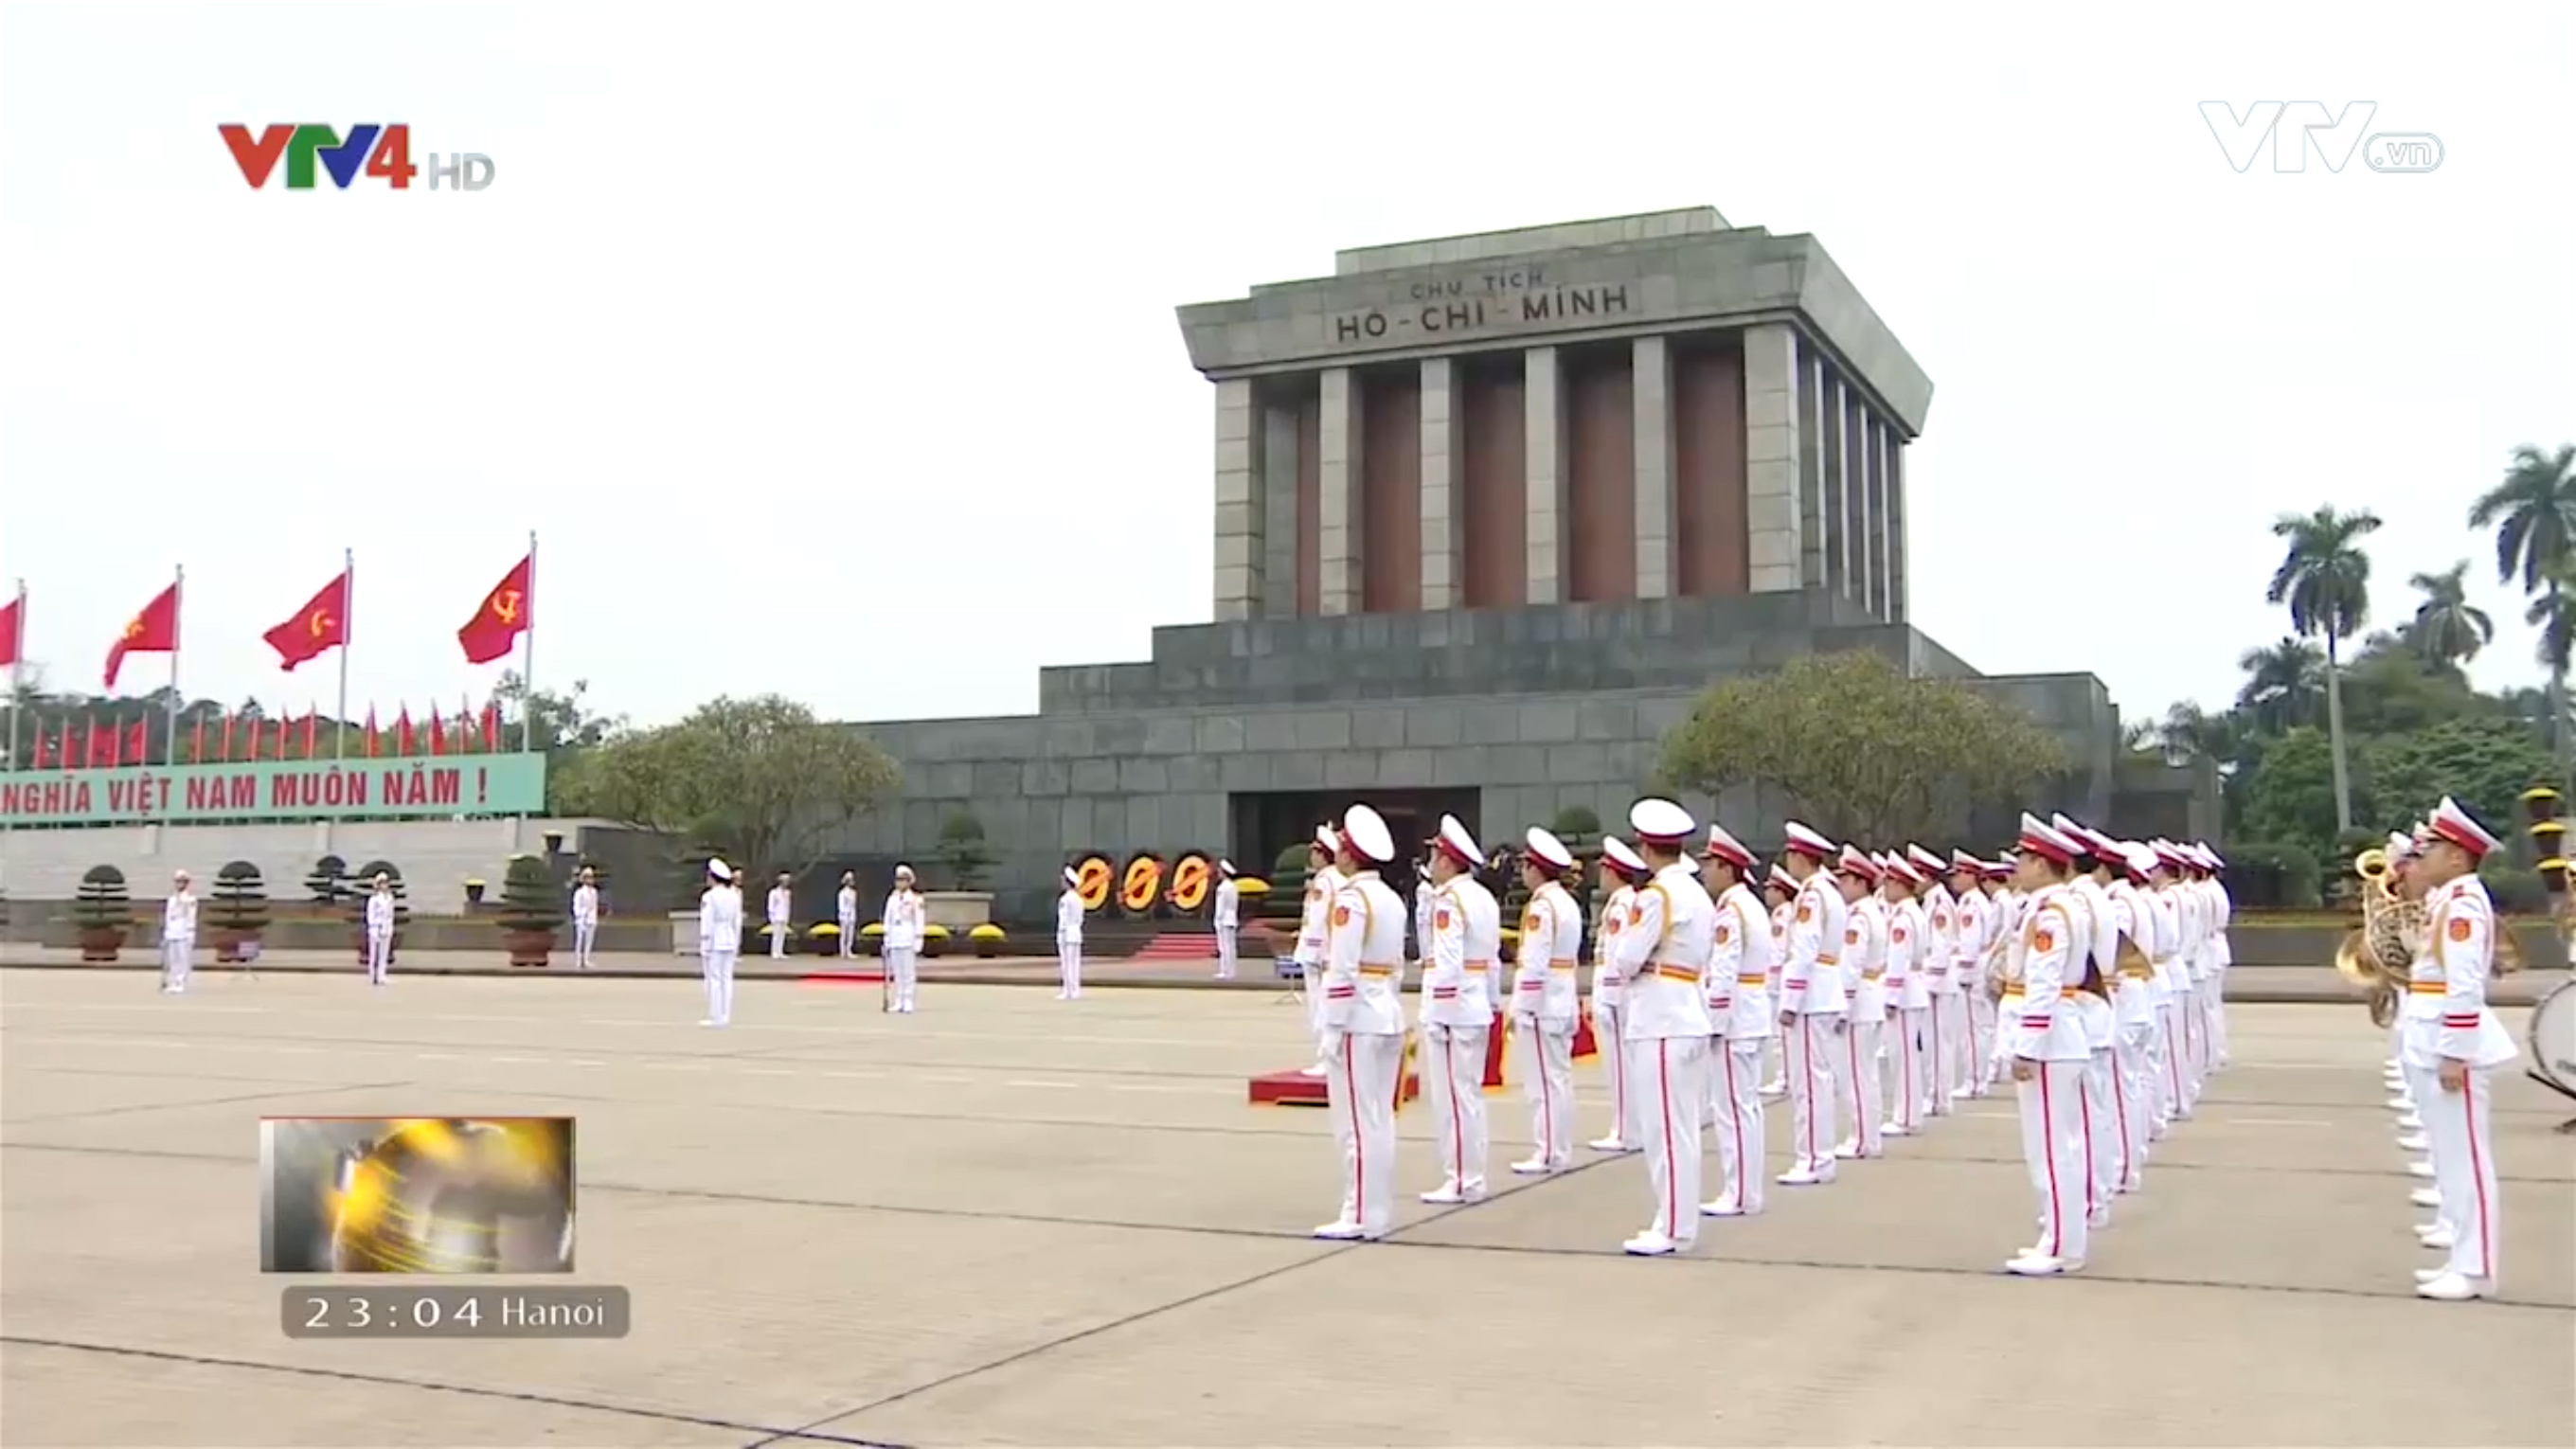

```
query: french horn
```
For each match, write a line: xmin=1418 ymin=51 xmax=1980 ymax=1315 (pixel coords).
xmin=2334 ymin=847 xmax=2423 ymax=1029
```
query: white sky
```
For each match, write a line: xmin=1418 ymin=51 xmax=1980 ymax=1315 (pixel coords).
xmin=3 ymin=0 xmax=2569 ymax=730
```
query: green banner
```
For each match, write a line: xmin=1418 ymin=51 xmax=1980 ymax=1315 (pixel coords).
xmin=0 ymin=753 xmax=547 ymax=827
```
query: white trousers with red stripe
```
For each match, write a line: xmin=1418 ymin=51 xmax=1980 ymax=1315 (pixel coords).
xmin=1324 ymin=1031 xmax=1404 ymax=1235
xmin=2015 ymin=1058 xmax=2091 ymax=1264
xmin=1519 ymin=1015 xmax=1575 ymax=1164
xmin=2082 ymin=1047 xmax=2117 ymax=1219
xmin=1592 ymin=1000 xmax=1632 ymax=1143
xmin=2113 ymin=1022 xmax=2154 ymax=1188
xmin=1840 ymin=1018 xmax=1885 ymax=1155
xmin=1968 ymin=992 xmax=1999 ymax=1084
xmin=1421 ymin=1022 xmax=1489 ymax=1197
xmin=1891 ymin=1007 xmax=1932 ymax=1130
xmin=1929 ymin=993 xmax=1967 ymax=1113
xmin=2423 ymin=1064 xmax=2503 ymax=1282
xmin=1707 ymin=1037 xmax=1766 ymax=1211
xmin=1627 ymin=1035 xmax=1708 ymax=1244
xmin=1783 ymin=1012 xmax=1845 ymax=1178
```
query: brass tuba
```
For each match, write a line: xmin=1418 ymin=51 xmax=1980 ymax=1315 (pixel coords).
xmin=2334 ymin=847 xmax=2424 ymax=1029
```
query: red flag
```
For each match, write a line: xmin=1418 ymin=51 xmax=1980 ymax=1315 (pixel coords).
xmin=190 ymin=712 xmax=206 ymax=763
xmin=396 ymin=707 xmax=416 ymax=757
xmin=457 ymin=693 xmax=474 ymax=753
xmin=262 ymin=571 xmax=350 ymax=672
xmin=0 ymin=591 xmax=22 ymax=669
xmin=456 ymin=552 xmax=532 ymax=665
xmin=96 ymin=719 xmax=117 ymax=768
xmin=103 ymin=581 xmax=180 ymax=689
xmin=301 ymin=709 xmax=319 ymax=759
xmin=271 ymin=717 xmax=287 ymax=761
xmin=36 ymin=725 xmax=55 ymax=769
xmin=428 ymin=704 xmax=447 ymax=756
xmin=365 ymin=706 xmax=381 ymax=759
xmin=480 ymin=701 xmax=502 ymax=752
xmin=124 ymin=718 xmax=148 ymax=763
xmin=219 ymin=713 xmax=236 ymax=762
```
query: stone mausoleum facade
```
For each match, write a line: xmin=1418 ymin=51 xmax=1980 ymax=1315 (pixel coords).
xmin=832 ymin=209 xmax=2205 ymax=921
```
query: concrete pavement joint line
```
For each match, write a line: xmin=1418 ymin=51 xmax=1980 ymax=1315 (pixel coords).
xmin=0 ymin=1336 xmax=915 ymax=1447
xmin=0 ymin=1079 xmax=415 ymax=1128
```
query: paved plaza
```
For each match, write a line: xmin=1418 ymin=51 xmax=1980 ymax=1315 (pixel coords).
xmin=2 ymin=969 xmax=2569 ymax=1447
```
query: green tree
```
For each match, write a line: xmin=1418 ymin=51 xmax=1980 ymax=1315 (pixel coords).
xmin=2403 ymin=561 xmax=2494 ymax=669
xmin=2234 ymin=726 xmax=2353 ymax=862
xmin=2469 ymin=442 xmax=2576 ymax=770
xmin=933 ymin=811 xmax=995 ymax=891
xmin=2265 ymin=504 xmax=2383 ymax=830
xmin=484 ymin=671 xmax=622 ymax=814
xmin=558 ymin=694 xmax=901 ymax=876
xmin=1657 ymin=651 xmax=2067 ymax=844
xmin=2363 ymin=717 xmax=2550 ymax=849
xmin=2233 ymin=637 xmax=2325 ymax=735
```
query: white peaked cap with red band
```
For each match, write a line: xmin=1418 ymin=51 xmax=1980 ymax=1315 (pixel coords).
xmin=2386 ymin=831 xmax=2417 ymax=863
xmin=1836 ymin=844 xmax=1881 ymax=879
xmin=2120 ymin=842 xmax=2158 ymax=879
xmin=2427 ymin=796 xmax=2500 ymax=859
xmin=2017 ymin=813 xmax=2079 ymax=866
xmin=1219 ymin=858 xmax=1237 ymax=876
xmin=1524 ymin=827 xmax=1575 ymax=873
xmin=1950 ymin=848 xmax=1983 ymax=874
xmin=1782 ymin=820 xmax=1835 ymax=859
xmin=1883 ymin=853 xmax=1923 ymax=886
xmin=707 ymin=858 xmax=733 ymax=882
xmin=2150 ymin=838 xmax=2188 ymax=868
xmin=1433 ymin=814 xmax=1484 ymax=869
xmin=1628 ymin=797 xmax=1696 ymax=846
xmin=1341 ymin=804 xmax=1396 ymax=864
xmin=1601 ymin=836 xmax=1648 ymax=875
xmin=1767 ymin=861 xmax=1798 ymax=890
xmin=1982 ymin=856 xmax=2013 ymax=879
xmin=1905 ymin=844 xmax=1946 ymax=877
xmin=2195 ymin=842 xmax=2227 ymax=869
xmin=1313 ymin=823 xmax=1340 ymax=854
xmin=1702 ymin=824 xmax=1756 ymax=869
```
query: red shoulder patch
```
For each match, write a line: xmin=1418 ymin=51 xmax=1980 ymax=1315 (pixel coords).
xmin=2447 ymin=916 xmax=2473 ymax=942
xmin=1796 ymin=903 xmax=1814 ymax=923
xmin=1435 ymin=909 xmax=1453 ymax=932
xmin=1715 ymin=922 xmax=1732 ymax=944
xmin=2032 ymin=927 xmax=2055 ymax=953
xmin=1331 ymin=904 xmax=1351 ymax=927
xmin=1844 ymin=926 xmax=1860 ymax=945
xmin=1892 ymin=925 xmax=1908 ymax=943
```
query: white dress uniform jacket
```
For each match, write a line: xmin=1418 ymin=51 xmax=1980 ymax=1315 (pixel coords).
xmin=1614 ymin=866 xmax=1714 ymax=1042
xmin=2062 ymin=875 xmax=2118 ymax=1052
xmin=1592 ymin=883 xmax=1637 ymax=1008
xmin=1515 ymin=883 xmax=1583 ymax=1026
xmin=1422 ymin=878 xmax=1497 ymax=1027
xmin=1056 ymin=887 xmax=1084 ymax=946
xmin=165 ymin=889 xmax=198 ymax=943
xmin=2104 ymin=880 xmax=2159 ymax=1029
xmin=2004 ymin=886 xmax=2091 ymax=1063
xmin=364 ymin=892 xmax=394 ymax=938
xmin=571 ymin=885 xmax=599 ymax=928
xmin=1946 ymin=888 xmax=1988 ymax=993
xmin=1213 ymin=878 xmax=1240 ymax=929
xmin=1708 ymin=882 xmax=1776 ymax=1040
xmin=1322 ymin=871 xmax=1408 ymax=1037
xmin=1846 ymin=895 xmax=1888 ymax=1025
xmin=1887 ymin=896 xmax=1931 ymax=1012
xmin=1778 ymin=874 xmax=1851 ymax=1016
xmin=2421 ymin=875 xmax=2518 ymax=1069
xmin=880 ymin=888 xmax=922 ymax=950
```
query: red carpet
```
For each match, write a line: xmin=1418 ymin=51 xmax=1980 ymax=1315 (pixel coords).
xmin=798 ymin=969 xmax=886 ymax=986
xmin=1129 ymin=934 xmax=1216 ymax=961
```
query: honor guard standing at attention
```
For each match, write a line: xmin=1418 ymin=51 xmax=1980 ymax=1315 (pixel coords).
xmin=569 ymin=867 xmax=600 ymax=971
xmin=1833 ymin=846 xmax=1888 ymax=1162
xmin=2103 ymin=840 xmax=2164 ymax=1193
xmin=361 ymin=872 xmax=395 ymax=987
xmin=1879 ymin=853 xmax=1934 ymax=1137
xmin=1211 ymin=860 xmax=1242 ymax=980
xmin=1775 ymin=823 xmax=1851 ymax=1187
xmin=836 ymin=872 xmax=860 ymax=959
xmin=1978 ymin=856 xmax=2022 ymax=1092
xmin=1761 ymin=864 xmax=1797 ymax=1096
xmin=2143 ymin=844 xmax=2190 ymax=1133
xmin=1586 ymin=837 xmax=1651 ymax=1153
xmin=1512 ymin=828 xmax=1585 ymax=1174
xmin=1314 ymin=804 xmax=1408 ymax=1241
xmin=1295 ymin=825 xmax=1345 ymax=1078
xmin=2003 ymin=815 xmax=2092 ymax=1275
xmin=2049 ymin=817 xmax=2120 ymax=1228
xmin=1418 ymin=815 xmax=1497 ymax=1204
xmin=1935 ymin=851 xmax=1983 ymax=1111
xmin=2161 ymin=840 xmax=2209 ymax=1111
xmin=766 ymin=872 xmax=795 ymax=959
xmin=2406 ymin=796 xmax=2515 ymax=1301
xmin=1903 ymin=847 xmax=1955 ymax=1121
xmin=1700 ymin=825 xmax=1773 ymax=1218
xmin=1055 ymin=867 xmax=1086 ymax=1000
xmin=882 ymin=866 xmax=925 ymax=1013
xmin=698 ymin=860 xmax=742 ymax=1027
xmin=1608 ymin=799 xmax=1715 ymax=1256
xmin=159 ymin=869 xmax=198 ymax=994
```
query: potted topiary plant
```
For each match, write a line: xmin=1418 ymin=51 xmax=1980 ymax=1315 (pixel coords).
xmin=305 ymin=853 xmax=349 ymax=907
xmin=462 ymin=877 xmax=488 ymax=907
xmin=969 ymin=922 xmax=1006 ymax=958
xmin=495 ymin=852 xmax=563 ymax=967
xmin=346 ymin=862 xmax=410 ymax=966
xmin=921 ymin=923 xmax=951 ymax=959
xmin=858 ymin=921 xmax=886 ymax=957
xmin=74 ymin=865 xmax=133 ymax=962
xmin=207 ymin=860 xmax=270 ymax=962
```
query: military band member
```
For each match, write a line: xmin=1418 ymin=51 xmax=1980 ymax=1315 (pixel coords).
xmin=1775 ymin=822 xmax=1850 ymax=1187
xmin=1314 ymin=804 xmax=1408 ymax=1242
xmin=2406 ymin=797 xmax=2515 ymax=1301
xmin=2385 ymin=829 xmax=2432 ymax=1155
xmin=1972 ymin=857 xmax=2015 ymax=1090
xmin=1879 ymin=853 xmax=1934 ymax=1137
xmin=1902 ymin=845 xmax=1956 ymax=1121
xmin=2104 ymin=841 xmax=2164 ymax=1193
xmin=2193 ymin=842 xmax=2234 ymax=1072
xmin=837 ymin=871 xmax=860 ymax=959
xmin=1513 ymin=830 xmax=1584 ymax=1173
xmin=1609 ymin=799 xmax=1715 ymax=1256
xmin=1587 ymin=837 xmax=1651 ymax=1153
xmin=766 ymin=872 xmax=795 ymax=959
xmin=1700 ymin=825 xmax=1772 ymax=1217
xmin=2143 ymin=843 xmax=2191 ymax=1131
xmin=160 ymin=869 xmax=198 ymax=994
xmin=1212 ymin=859 xmax=1242 ymax=980
xmin=698 ymin=859 xmax=742 ymax=1027
xmin=2048 ymin=816 xmax=2120 ymax=1229
xmin=362 ymin=871 xmax=395 ymax=987
xmin=2003 ymin=814 xmax=2091 ymax=1276
xmin=1940 ymin=850 xmax=1989 ymax=1109
xmin=882 ymin=866 xmax=924 ymax=1013
xmin=1055 ymin=866 xmax=1086 ymax=1000
xmin=1760 ymin=863 xmax=1796 ymax=1096
xmin=2156 ymin=840 xmax=2208 ymax=1112
xmin=1295 ymin=825 xmax=1345 ymax=1079
xmin=1419 ymin=816 xmax=1497 ymax=1204
xmin=1833 ymin=846 xmax=1888 ymax=1161
xmin=570 ymin=866 xmax=601 ymax=971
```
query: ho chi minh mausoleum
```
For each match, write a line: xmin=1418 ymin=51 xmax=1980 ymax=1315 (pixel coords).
xmin=835 ymin=207 xmax=2207 ymax=921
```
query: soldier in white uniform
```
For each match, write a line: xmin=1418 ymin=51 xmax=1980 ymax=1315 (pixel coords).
xmin=1775 ymin=822 xmax=1850 ymax=1187
xmin=1936 ymin=850 xmax=1987 ymax=1113
xmin=154 ymin=869 xmax=197 ymax=994
xmin=2001 ymin=814 xmax=2092 ymax=1276
xmin=1759 ymin=864 xmax=1797 ymax=1096
xmin=1832 ymin=846 xmax=1888 ymax=1162
xmin=1314 ymin=804 xmax=1408 ymax=1241
xmin=766 ymin=872 xmax=795 ymax=958
xmin=1606 ymin=799 xmax=1714 ymax=1256
xmin=836 ymin=871 xmax=860 ymax=958
xmin=2144 ymin=844 xmax=2192 ymax=1133
xmin=1211 ymin=860 xmax=1242 ymax=980
xmin=2102 ymin=840 xmax=2165 ymax=1194
xmin=2406 ymin=797 xmax=2516 ymax=1301
xmin=1878 ymin=852 xmax=1934 ymax=1137
xmin=1700 ymin=825 xmax=1772 ymax=1218
xmin=881 ymin=865 xmax=925 ymax=1013
xmin=1055 ymin=866 xmax=1086 ymax=1000
xmin=1585 ymin=838 xmax=1650 ymax=1153
xmin=1294 ymin=825 xmax=1345 ymax=1079
xmin=1418 ymin=815 xmax=1497 ymax=1204
xmin=1971 ymin=857 xmax=2015 ymax=1090
xmin=698 ymin=860 xmax=742 ymax=1027
xmin=362 ymin=872 xmax=395 ymax=986
xmin=569 ymin=866 xmax=600 ymax=971
xmin=1512 ymin=828 xmax=1584 ymax=1174
xmin=2048 ymin=817 xmax=2120 ymax=1230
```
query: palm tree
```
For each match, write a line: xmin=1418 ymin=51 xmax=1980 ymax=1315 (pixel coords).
xmin=2235 ymin=637 xmax=2327 ymax=734
xmin=2469 ymin=442 xmax=2576 ymax=769
xmin=2405 ymin=561 xmax=2494 ymax=668
xmin=2266 ymin=505 xmax=2382 ymax=830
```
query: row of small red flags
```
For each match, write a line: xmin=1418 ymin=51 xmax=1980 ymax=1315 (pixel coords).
xmin=27 ymin=702 xmax=508 ymax=771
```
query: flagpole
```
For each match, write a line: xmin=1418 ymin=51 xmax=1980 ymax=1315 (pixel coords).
xmin=520 ymin=529 xmax=537 ymax=755
xmin=3 ymin=580 xmax=22 ymax=901
xmin=336 ymin=547 xmax=354 ymax=760
xmin=166 ymin=564 xmax=184 ymax=771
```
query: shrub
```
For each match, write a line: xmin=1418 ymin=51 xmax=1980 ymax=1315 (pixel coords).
xmin=934 ymin=813 xmax=995 ymax=892
xmin=2220 ymin=840 xmax=2322 ymax=910
xmin=207 ymin=861 xmax=270 ymax=938
xmin=1264 ymin=843 xmax=1311 ymax=924
xmin=74 ymin=865 xmax=132 ymax=932
xmin=305 ymin=853 xmax=348 ymax=905
xmin=2480 ymin=859 xmax=2549 ymax=915
xmin=921 ymin=922 xmax=952 ymax=958
xmin=496 ymin=853 xmax=564 ymax=935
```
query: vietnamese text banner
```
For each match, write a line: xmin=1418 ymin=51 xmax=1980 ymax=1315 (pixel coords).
xmin=0 ymin=753 xmax=547 ymax=826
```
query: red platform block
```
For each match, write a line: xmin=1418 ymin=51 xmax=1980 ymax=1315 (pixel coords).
xmin=1247 ymin=1067 xmax=1422 ymax=1107
xmin=798 ymin=969 xmax=886 ymax=986
xmin=1573 ymin=1012 xmax=1600 ymax=1061
xmin=1480 ymin=1011 xmax=1598 ymax=1092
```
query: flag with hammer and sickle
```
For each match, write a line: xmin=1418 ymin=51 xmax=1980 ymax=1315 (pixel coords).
xmin=262 ymin=570 xmax=351 ymax=671
xmin=457 ymin=552 xmax=534 ymax=665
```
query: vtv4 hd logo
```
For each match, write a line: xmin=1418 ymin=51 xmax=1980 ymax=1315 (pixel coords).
xmin=219 ymin=125 xmax=494 ymax=191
